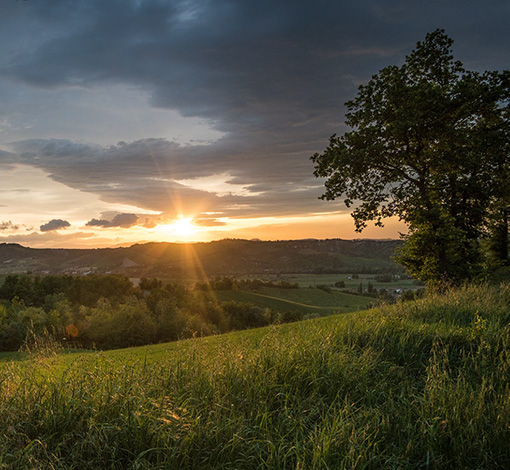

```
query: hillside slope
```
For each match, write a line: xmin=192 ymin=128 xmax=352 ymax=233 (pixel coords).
xmin=1 ymin=284 xmax=509 ymax=469
xmin=215 ymin=286 xmax=376 ymax=314
xmin=0 ymin=238 xmax=403 ymax=277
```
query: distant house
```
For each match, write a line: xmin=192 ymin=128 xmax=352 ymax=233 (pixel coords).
xmin=121 ymin=258 xmax=139 ymax=268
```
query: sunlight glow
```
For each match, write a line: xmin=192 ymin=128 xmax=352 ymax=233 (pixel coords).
xmin=158 ymin=217 xmax=197 ymax=238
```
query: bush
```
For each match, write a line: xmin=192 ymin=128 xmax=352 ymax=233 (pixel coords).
xmin=316 ymin=284 xmax=332 ymax=293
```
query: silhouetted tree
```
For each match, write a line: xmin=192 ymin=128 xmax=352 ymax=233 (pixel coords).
xmin=312 ymin=30 xmax=509 ymax=286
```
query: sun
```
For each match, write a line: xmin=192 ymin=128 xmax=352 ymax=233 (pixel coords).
xmin=168 ymin=217 xmax=197 ymax=238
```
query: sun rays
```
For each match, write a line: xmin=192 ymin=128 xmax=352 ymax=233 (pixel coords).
xmin=170 ymin=217 xmax=197 ymax=237
xmin=156 ymin=217 xmax=198 ymax=240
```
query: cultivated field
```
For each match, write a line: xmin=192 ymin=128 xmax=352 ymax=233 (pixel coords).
xmin=282 ymin=273 xmax=418 ymax=290
xmin=215 ymin=285 xmax=376 ymax=315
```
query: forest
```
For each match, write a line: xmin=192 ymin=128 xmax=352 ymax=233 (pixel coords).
xmin=0 ymin=273 xmax=308 ymax=351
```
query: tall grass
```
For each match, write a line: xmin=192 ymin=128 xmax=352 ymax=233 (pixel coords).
xmin=0 ymin=284 xmax=509 ymax=469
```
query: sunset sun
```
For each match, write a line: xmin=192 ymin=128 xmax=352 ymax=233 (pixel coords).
xmin=158 ymin=217 xmax=197 ymax=238
xmin=172 ymin=217 xmax=196 ymax=237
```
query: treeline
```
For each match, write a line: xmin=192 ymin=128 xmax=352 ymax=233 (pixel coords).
xmin=0 ymin=274 xmax=304 ymax=352
xmin=194 ymin=276 xmax=298 ymax=291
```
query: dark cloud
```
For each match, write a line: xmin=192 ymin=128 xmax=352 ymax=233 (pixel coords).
xmin=86 ymin=213 xmax=139 ymax=228
xmin=85 ymin=218 xmax=111 ymax=228
xmin=4 ymin=1 xmax=508 ymax=136
xmin=0 ymin=221 xmax=20 ymax=231
xmin=2 ymin=0 xmax=509 ymax=221
xmin=8 ymin=137 xmax=344 ymax=218
xmin=105 ymin=213 xmax=139 ymax=228
xmin=40 ymin=219 xmax=71 ymax=232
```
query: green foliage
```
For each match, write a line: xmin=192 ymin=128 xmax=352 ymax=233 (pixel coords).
xmin=139 ymin=277 xmax=163 ymax=291
xmin=0 ymin=273 xmax=136 ymax=307
xmin=278 ymin=310 xmax=304 ymax=323
xmin=0 ymin=284 xmax=510 ymax=468
xmin=0 ymin=274 xmax=313 ymax=352
xmin=312 ymin=30 xmax=509 ymax=286
xmin=396 ymin=220 xmax=482 ymax=287
xmin=222 ymin=301 xmax=270 ymax=330
xmin=316 ymin=284 xmax=332 ymax=293
xmin=198 ymin=276 xmax=299 ymax=292
xmin=485 ymin=211 xmax=510 ymax=270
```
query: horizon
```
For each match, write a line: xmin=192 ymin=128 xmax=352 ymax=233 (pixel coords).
xmin=0 ymin=235 xmax=403 ymax=251
xmin=1 ymin=1 xmax=508 ymax=248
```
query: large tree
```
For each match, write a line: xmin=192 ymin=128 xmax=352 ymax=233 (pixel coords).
xmin=312 ymin=30 xmax=509 ymax=286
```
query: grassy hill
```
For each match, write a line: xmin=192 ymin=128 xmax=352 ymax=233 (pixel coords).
xmin=1 ymin=284 xmax=509 ymax=468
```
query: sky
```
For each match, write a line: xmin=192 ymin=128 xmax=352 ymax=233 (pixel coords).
xmin=0 ymin=0 xmax=508 ymax=248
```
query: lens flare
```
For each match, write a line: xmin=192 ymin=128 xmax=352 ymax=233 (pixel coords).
xmin=171 ymin=217 xmax=196 ymax=237
xmin=156 ymin=217 xmax=197 ymax=239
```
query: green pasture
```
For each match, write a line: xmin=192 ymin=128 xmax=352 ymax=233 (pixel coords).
xmin=214 ymin=286 xmax=376 ymax=314
xmin=242 ymin=273 xmax=418 ymax=290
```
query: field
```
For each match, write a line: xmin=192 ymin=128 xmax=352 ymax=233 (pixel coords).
xmin=215 ymin=286 xmax=376 ymax=314
xmin=240 ymin=273 xmax=418 ymax=290
xmin=1 ymin=284 xmax=509 ymax=469
xmin=287 ymin=273 xmax=417 ymax=290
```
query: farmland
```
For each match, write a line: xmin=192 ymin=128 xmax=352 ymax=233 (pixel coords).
xmin=214 ymin=285 xmax=376 ymax=315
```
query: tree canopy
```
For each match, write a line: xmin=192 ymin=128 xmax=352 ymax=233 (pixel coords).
xmin=312 ymin=30 xmax=509 ymax=286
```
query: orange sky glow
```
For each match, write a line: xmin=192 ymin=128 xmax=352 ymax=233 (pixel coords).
xmin=1 ymin=1 xmax=502 ymax=249
xmin=0 ymin=165 xmax=407 ymax=248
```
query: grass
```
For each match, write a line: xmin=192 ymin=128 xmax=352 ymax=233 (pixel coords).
xmin=215 ymin=286 xmax=376 ymax=314
xmin=1 ymin=284 xmax=510 ymax=468
xmin=275 ymin=273 xmax=417 ymax=290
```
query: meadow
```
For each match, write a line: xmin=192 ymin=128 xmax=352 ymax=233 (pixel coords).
xmin=281 ymin=273 xmax=418 ymax=290
xmin=215 ymin=286 xmax=375 ymax=315
xmin=0 ymin=284 xmax=509 ymax=469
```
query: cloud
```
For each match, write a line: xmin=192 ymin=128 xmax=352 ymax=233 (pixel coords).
xmin=0 ymin=221 xmax=20 ymax=231
xmin=0 ymin=231 xmax=96 ymax=249
xmin=85 ymin=218 xmax=111 ymax=227
xmin=194 ymin=218 xmax=227 ymax=227
xmin=4 ymin=1 xmax=507 ymax=136
xmin=8 ymin=137 xmax=344 ymax=218
xmin=1 ymin=0 xmax=508 ymax=224
xmin=139 ymin=216 xmax=159 ymax=229
xmin=40 ymin=219 xmax=71 ymax=232
xmin=86 ymin=213 xmax=139 ymax=228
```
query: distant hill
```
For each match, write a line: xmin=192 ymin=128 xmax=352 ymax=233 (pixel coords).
xmin=0 ymin=239 xmax=403 ymax=278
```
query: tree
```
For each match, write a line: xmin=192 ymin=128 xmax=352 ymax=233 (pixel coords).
xmin=312 ymin=30 xmax=509 ymax=286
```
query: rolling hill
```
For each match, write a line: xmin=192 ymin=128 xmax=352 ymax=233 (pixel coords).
xmin=0 ymin=238 xmax=403 ymax=278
